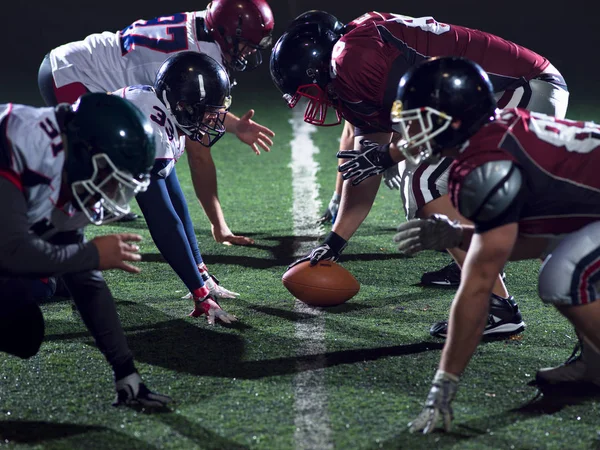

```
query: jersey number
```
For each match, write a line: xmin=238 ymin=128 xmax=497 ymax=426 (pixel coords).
xmin=39 ymin=118 xmax=64 ymax=157
xmin=119 ymin=14 xmax=189 ymax=56
xmin=528 ymin=112 xmax=600 ymax=154
xmin=150 ymin=106 xmax=175 ymax=141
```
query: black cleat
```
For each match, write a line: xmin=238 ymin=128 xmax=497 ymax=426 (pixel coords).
xmin=421 ymin=260 xmax=506 ymax=287
xmin=421 ymin=260 xmax=462 ymax=286
xmin=430 ymin=294 xmax=525 ymax=339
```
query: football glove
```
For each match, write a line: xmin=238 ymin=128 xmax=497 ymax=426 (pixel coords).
xmin=337 ymin=140 xmax=395 ymax=186
xmin=113 ymin=372 xmax=172 ymax=408
xmin=189 ymin=286 xmax=238 ymax=325
xmin=394 ymin=214 xmax=464 ymax=256
xmin=287 ymin=231 xmax=348 ymax=270
xmin=182 ymin=266 xmax=240 ymax=300
xmin=317 ymin=192 xmax=341 ymax=225
xmin=408 ymin=370 xmax=459 ymax=434
xmin=383 ymin=164 xmax=402 ymax=190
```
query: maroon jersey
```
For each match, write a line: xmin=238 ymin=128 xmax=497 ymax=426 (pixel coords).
xmin=331 ymin=14 xmax=550 ymax=131
xmin=448 ymin=108 xmax=600 ymax=237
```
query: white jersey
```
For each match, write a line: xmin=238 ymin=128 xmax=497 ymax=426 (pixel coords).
xmin=113 ymin=86 xmax=186 ymax=178
xmin=49 ymin=11 xmax=224 ymax=93
xmin=0 ymin=104 xmax=90 ymax=238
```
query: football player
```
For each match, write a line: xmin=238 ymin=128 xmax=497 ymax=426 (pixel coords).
xmin=37 ymin=0 xmax=275 ymax=244
xmin=270 ymin=12 xmax=569 ymax=339
xmin=0 ymin=93 xmax=172 ymax=407
xmin=113 ymin=51 xmax=238 ymax=323
xmin=339 ymin=56 xmax=600 ymax=433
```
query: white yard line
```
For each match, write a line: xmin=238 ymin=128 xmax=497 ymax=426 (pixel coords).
xmin=289 ymin=106 xmax=333 ymax=450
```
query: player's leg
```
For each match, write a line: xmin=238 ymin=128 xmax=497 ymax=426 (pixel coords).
xmin=0 ymin=278 xmax=45 ymax=359
xmin=535 ymin=222 xmax=600 ymax=385
xmin=318 ymin=119 xmax=354 ymax=224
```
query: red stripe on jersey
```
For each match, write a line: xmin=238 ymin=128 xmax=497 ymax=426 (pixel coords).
xmin=411 ymin=161 xmax=429 ymax=208
xmin=0 ymin=168 xmax=23 ymax=192
xmin=578 ymin=257 xmax=600 ymax=304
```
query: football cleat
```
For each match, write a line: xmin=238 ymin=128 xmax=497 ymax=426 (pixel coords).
xmin=536 ymin=339 xmax=600 ymax=387
xmin=113 ymin=372 xmax=173 ymax=408
xmin=430 ymin=294 xmax=525 ymax=338
xmin=421 ymin=260 xmax=506 ymax=287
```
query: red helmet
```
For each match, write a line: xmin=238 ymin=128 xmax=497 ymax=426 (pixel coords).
xmin=205 ymin=0 xmax=274 ymax=72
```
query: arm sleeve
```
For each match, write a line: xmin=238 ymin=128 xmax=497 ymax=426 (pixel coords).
xmin=0 ymin=178 xmax=99 ymax=277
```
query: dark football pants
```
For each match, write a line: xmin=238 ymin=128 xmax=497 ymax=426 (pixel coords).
xmin=0 ymin=278 xmax=45 ymax=359
xmin=48 ymin=230 xmax=136 ymax=380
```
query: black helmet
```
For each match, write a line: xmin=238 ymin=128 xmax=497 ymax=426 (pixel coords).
xmin=154 ymin=51 xmax=232 ymax=146
xmin=269 ymin=22 xmax=341 ymax=126
xmin=62 ymin=92 xmax=155 ymax=225
xmin=392 ymin=56 xmax=497 ymax=164
xmin=289 ymin=10 xmax=345 ymax=36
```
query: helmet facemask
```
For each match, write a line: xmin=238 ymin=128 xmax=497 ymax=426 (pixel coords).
xmin=227 ymin=34 xmax=273 ymax=72
xmin=285 ymin=84 xmax=341 ymax=126
xmin=173 ymin=99 xmax=230 ymax=147
xmin=392 ymin=103 xmax=453 ymax=165
xmin=71 ymin=153 xmax=150 ymax=225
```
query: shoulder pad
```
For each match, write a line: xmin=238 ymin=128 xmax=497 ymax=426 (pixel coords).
xmin=458 ymin=160 xmax=523 ymax=223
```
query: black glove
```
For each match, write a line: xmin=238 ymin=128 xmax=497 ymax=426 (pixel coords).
xmin=287 ymin=232 xmax=348 ymax=270
xmin=337 ymin=139 xmax=395 ymax=186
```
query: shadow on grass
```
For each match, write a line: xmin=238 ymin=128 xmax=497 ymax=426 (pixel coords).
xmin=0 ymin=420 xmax=158 ymax=448
xmin=158 ymin=414 xmax=249 ymax=450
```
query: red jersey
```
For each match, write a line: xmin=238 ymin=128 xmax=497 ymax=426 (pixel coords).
xmin=448 ymin=108 xmax=600 ymax=237
xmin=331 ymin=13 xmax=549 ymax=131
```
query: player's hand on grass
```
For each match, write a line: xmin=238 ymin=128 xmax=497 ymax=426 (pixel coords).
xmin=394 ymin=214 xmax=464 ymax=256
xmin=408 ymin=370 xmax=459 ymax=434
xmin=92 ymin=233 xmax=143 ymax=273
xmin=212 ymin=224 xmax=255 ymax=246
xmin=190 ymin=287 xmax=238 ymax=325
xmin=233 ymin=109 xmax=275 ymax=155
xmin=287 ymin=232 xmax=348 ymax=270
xmin=113 ymin=372 xmax=172 ymax=409
xmin=337 ymin=139 xmax=395 ymax=186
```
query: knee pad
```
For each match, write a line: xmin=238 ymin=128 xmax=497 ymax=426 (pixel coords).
xmin=539 ymin=224 xmax=600 ymax=306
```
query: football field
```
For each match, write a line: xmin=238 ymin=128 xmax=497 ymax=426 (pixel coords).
xmin=2 ymin=90 xmax=600 ymax=449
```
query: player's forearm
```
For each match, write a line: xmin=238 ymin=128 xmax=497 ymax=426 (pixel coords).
xmin=224 ymin=112 xmax=240 ymax=134
xmin=332 ymin=174 xmax=381 ymax=241
xmin=187 ymin=149 xmax=228 ymax=230
xmin=0 ymin=179 xmax=99 ymax=276
xmin=439 ymin=287 xmax=490 ymax=376
xmin=439 ymin=255 xmax=500 ymax=376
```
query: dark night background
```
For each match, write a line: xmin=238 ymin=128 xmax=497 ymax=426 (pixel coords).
xmin=2 ymin=0 xmax=598 ymax=118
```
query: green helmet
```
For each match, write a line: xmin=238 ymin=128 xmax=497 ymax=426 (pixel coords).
xmin=62 ymin=93 xmax=156 ymax=225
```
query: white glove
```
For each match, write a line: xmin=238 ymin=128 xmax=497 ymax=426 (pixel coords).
xmin=383 ymin=164 xmax=402 ymax=190
xmin=394 ymin=214 xmax=464 ymax=256
xmin=204 ymin=274 xmax=240 ymax=300
xmin=317 ymin=192 xmax=341 ymax=224
xmin=189 ymin=287 xmax=238 ymax=325
xmin=408 ymin=370 xmax=459 ymax=434
xmin=113 ymin=372 xmax=173 ymax=408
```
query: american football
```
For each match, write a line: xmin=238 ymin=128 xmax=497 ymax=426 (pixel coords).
xmin=282 ymin=260 xmax=360 ymax=306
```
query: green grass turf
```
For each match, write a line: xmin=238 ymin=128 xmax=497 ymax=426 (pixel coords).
xmin=1 ymin=90 xmax=599 ymax=449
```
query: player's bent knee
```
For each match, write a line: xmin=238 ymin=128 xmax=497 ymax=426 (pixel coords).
xmin=0 ymin=301 xmax=45 ymax=359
